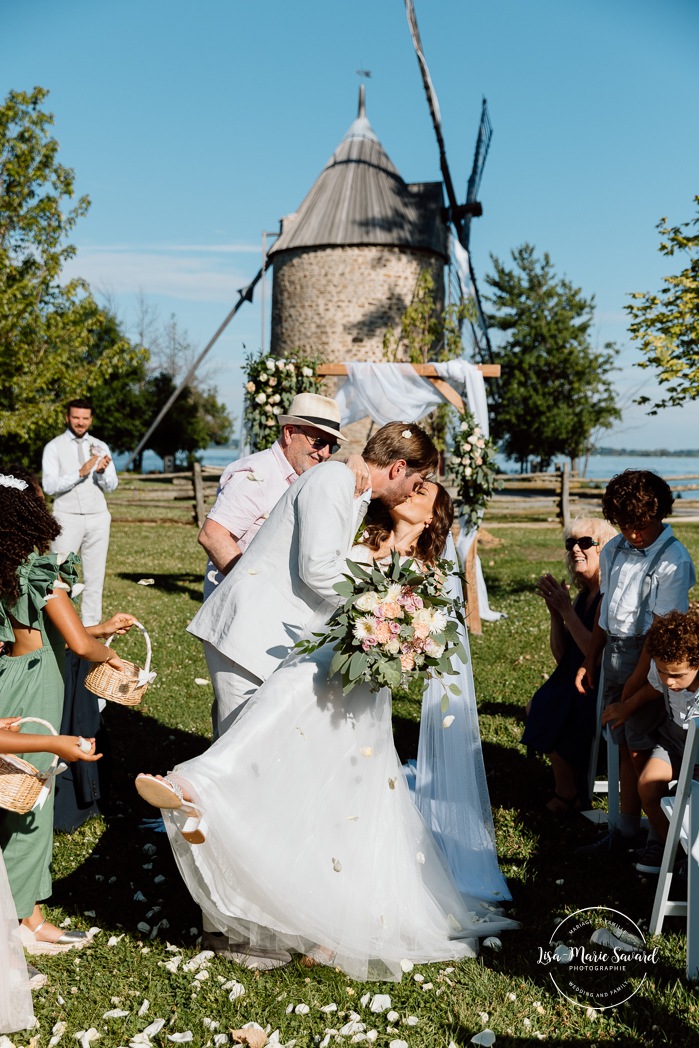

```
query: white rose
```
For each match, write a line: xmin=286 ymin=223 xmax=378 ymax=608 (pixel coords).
xmin=386 ymin=639 xmax=401 ymax=655
xmin=255 ymin=392 xmax=267 ymax=405
xmin=460 ymin=421 xmax=469 ymax=432
xmin=265 ymin=358 xmax=276 ymax=370
xmin=286 ymin=362 xmax=296 ymax=372
xmin=424 ymin=637 xmax=445 ymax=658
xmin=272 ymin=393 xmax=281 ymax=403
xmin=462 ymin=441 xmax=472 ymax=451
xmin=268 ymin=376 xmax=277 ymax=387
xmin=355 ymin=591 xmax=381 ymax=612
xmin=245 ymin=381 xmax=255 ymax=393
xmin=463 ymin=466 xmax=472 ymax=478
xmin=301 ymin=366 xmax=313 ymax=377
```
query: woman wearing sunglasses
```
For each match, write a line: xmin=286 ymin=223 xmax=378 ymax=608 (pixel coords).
xmin=522 ymin=517 xmax=617 ymax=813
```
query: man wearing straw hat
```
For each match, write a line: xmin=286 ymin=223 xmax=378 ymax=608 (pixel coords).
xmin=198 ymin=392 xmax=352 ymax=603
xmin=197 ymin=392 xmax=372 ymax=738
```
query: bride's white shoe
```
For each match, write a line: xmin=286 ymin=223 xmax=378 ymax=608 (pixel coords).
xmin=135 ymin=774 xmax=207 ymax=844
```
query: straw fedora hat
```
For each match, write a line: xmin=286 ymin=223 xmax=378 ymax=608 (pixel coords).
xmin=278 ymin=393 xmax=348 ymax=443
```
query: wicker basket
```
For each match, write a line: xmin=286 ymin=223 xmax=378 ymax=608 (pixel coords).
xmin=84 ymin=620 xmax=153 ymax=707
xmin=0 ymin=717 xmax=60 ymax=814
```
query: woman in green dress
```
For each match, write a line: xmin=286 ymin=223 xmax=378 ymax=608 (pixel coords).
xmin=0 ymin=468 xmax=128 ymax=954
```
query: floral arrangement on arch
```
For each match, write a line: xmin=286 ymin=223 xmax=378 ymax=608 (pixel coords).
xmin=243 ymin=350 xmax=323 ymax=452
xmin=448 ymin=409 xmax=500 ymax=532
xmin=296 ymin=551 xmax=467 ymax=697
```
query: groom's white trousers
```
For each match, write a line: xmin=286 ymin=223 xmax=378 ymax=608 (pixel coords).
xmin=203 ymin=641 xmax=263 ymax=740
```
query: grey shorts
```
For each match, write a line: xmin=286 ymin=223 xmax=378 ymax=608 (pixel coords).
xmin=603 ymin=634 xmax=665 ymax=751
xmin=649 ymin=716 xmax=688 ymax=778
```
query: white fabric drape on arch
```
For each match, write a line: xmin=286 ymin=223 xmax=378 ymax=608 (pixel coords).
xmin=334 ymin=360 xmax=503 ymax=622
xmin=414 ymin=533 xmax=510 ymax=900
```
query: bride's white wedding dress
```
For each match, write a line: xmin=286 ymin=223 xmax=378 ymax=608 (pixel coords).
xmin=163 ymin=551 xmax=517 ymax=982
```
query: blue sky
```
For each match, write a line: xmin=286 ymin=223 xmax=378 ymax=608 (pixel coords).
xmin=3 ymin=0 xmax=698 ymax=449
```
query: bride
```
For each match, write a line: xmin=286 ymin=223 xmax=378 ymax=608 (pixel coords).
xmin=136 ymin=482 xmax=517 ymax=981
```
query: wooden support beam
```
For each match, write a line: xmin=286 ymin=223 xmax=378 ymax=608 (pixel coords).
xmin=316 ymin=363 xmax=501 ymax=378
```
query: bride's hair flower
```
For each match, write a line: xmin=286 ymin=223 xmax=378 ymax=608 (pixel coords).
xmin=401 ymin=429 xmax=413 ymax=439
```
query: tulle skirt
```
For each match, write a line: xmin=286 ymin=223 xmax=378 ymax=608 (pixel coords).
xmin=0 ymin=850 xmax=34 ymax=1034
xmin=164 ymin=647 xmax=517 ymax=981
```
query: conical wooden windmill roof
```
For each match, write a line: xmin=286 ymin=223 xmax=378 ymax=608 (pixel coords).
xmin=268 ymin=88 xmax=448 ymax=259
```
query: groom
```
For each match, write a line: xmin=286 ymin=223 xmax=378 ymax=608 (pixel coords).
xmin=187 ymin=420 xmax=437 ymax=967
xmin=188 ymin=421 xmax=438 ymax=730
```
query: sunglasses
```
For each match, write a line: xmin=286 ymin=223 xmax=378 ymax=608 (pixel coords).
xmin=565 ymin=536 xmax=599 ymax=551
xmin=296 ymin=429 xmax=340 ymax=455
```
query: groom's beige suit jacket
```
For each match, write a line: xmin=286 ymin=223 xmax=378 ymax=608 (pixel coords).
xmin=188 ymin=461 xmax=368 ymax=682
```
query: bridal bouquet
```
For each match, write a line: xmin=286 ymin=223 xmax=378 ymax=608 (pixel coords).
xmin=296 ymin=551 xmax=467 ymax=695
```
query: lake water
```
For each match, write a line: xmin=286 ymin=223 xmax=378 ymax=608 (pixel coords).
xmin=115 ymin=448 xmax=699 ymax=486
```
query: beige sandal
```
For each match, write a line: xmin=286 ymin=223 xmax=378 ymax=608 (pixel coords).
xmin=19 ymin=919 xmax=95 ymax=955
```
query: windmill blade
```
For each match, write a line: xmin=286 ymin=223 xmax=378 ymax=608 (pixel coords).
xmin=463 ymin=97 xmax=493 ymax=249
xmin=403 ymin=0 xmax=460 ymax=221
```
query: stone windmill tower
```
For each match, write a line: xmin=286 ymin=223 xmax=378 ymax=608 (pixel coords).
xmin=267 ymin=86 xmax=449 ymax=369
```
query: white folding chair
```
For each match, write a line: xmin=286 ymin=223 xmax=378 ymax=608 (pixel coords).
xmin=583 ymin=663 xmax=620 ymax=826
xmin=650 ymin=716 xmax=699 ymax=981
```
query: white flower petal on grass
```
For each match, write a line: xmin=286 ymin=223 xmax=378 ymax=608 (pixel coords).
xmin=533 ymin=1002 xmax=545 ymax=1015
xmin=137 ymin=578 xmax=155 ymax=586
xmin=48 ymin=1022 xmax=67 ymax=1048
xmin=202 ymin=1019 xmax=219 ymax=1031
xmin=138 ymin=1000 xmax=149 ymax=1016
xmin=294 ymin=1004 xmax=310 ymax=1015
xmin=413 ymin=973 xmax=424 ymax=983
xmin=483 ymin=936 xmax=502 ymax=951
xmin=228 ymin=982 xmax=246 ymax=1000
xmin=74 ymin=1030 xmax=100 ymax=1048
xmin=194 ymin=970 xmax=209 ymax=982
xmin=213 ymin=1037 xmax=229 ymax=1047
xmin=360 ymin=993 xmax=371 ymax=1006
xmin=167 ymin=1035 xmax=193 ymax=1043
xmin=399 ymin=958 xmax=414 ymax=973
xmin=182 ymin=950 xmax=214 ymax=972
xmin=507 ymin=992 xmax=516 ymax=1002
xmin=403 ymin=1016 xmax=419 ymax=1026
xmin=585 ymin=1007 xmax=598 ymax=1020
xmin=389 ymin=1041 xmax=409 ymax=1048
xmin=421 ymin=982 xmax=434 ymax=991
xmin=442 ymin=715 xmax=455 ymax=729
xmin=338 ymin=1021 xmax=365 ymax=1036
xmin=478 ymin=1012 xmax=489 ymax=1025
xmin=107 ymin=934 xmax=124 ymax=946
xmin=386 ymin=1011 xmax=399 ymax=1022
xmin=194 ymin=678 xmax=210 ymax=686
xmin=160 ymin=957 xmax=181 ymax=973
xmin=319 ymin=1004 xmax=337 ymax=1013
xmin=103 ymin=1009 xmax=130 ymax=1019
xmin=470 ymin=1032 xmax=496 ymax=1047
xmin=143 ymin=1020 xmax=166 ymax=1038
xmin=523 ymin=1017 xmax=531 ymax=1027
xmin=369 ymin=995 xmax=391 ymax=1013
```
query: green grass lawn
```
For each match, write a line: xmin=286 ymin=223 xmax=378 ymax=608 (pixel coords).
xmin=21 ymin=520 xmax=699 ymax=1047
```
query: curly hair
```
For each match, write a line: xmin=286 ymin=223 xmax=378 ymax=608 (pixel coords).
xmin=0 ymin=465 xmax=61 ymax=607
xmin=563 ymin=516 xmax=618 ymax=589
xmin=646 ymin=610 xmax=699 ymax=669
xmin=362 ymin=482 xmax=454 ymax=566
xmin=602 ymin=469 xmax=674 ymax=526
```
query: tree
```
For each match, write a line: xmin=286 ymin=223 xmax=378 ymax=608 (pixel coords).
xmin=0 ymin=87 xmax=145 ymax=466
xmin=144 ymin=372 xmax=232 ymax=468
xmin=485 ymin=245 xmax=620 ymax=472
xmin=628 ymin=196 xmax=699 ymax=412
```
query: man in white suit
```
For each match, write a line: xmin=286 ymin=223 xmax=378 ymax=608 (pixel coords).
xmin=188 ymin=421 xmax=438 ymax=733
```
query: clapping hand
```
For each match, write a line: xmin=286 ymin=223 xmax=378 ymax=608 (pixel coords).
xmin=95 ymin=453 xmax=111 ymax=473
xmin=536 ymin=573 xmax=572 ymax=617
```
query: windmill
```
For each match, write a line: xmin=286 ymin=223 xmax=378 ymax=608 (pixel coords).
xmin=404 ymin=0 xmax=494 ymax=363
